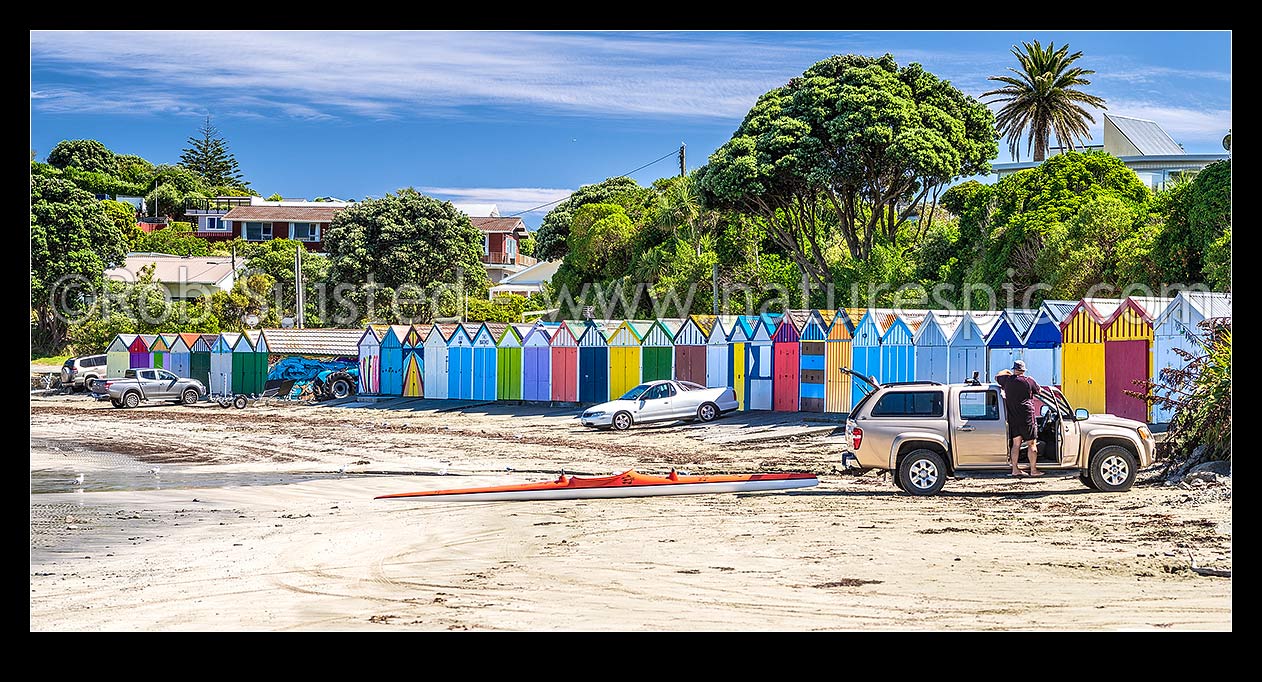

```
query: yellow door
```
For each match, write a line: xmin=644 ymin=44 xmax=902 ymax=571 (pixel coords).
xmin=1061 ymin=342 xmax=1105 ymax=414
xmin=609 ymin=346 xmax=638 ymax=400
xmin=732 ymin=342 xmax=746 ymax=410
xmin=825 ymin=340 xmax=852 ymax=413
xmin=403 ymin=353 xmax=423 ymax=397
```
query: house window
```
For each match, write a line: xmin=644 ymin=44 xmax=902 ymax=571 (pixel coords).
xmin=245 ymin=222 xmax=273 ymax=241
xmin=291 ymin=222 xmax=319 ymax=242
xmin=205 ymin=216 xmax=225 ymax=231
xmin=483 ymin=234 xmax=490 ymax=255
xmin=506 ymin=235 xmax=517 ymax=255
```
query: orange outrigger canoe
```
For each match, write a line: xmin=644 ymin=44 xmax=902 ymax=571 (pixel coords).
xmin=375 ymin=469 xmax=818 ymax=502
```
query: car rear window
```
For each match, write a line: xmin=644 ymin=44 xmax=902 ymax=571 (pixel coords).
xmin=64 ymin=359 xmax=75 ymax=367
xmin=871 ymin=390 xmax=944 ymax=417
xmin=677 ymin=381 xmax=706 ymax=391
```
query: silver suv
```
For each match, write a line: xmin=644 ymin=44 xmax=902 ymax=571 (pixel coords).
xmin=60 ymin=354 xmax=108 ymax=391
xmin=840 ymin=373 xmax=1156 ymax=495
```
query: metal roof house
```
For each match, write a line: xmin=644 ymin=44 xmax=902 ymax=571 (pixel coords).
xmin=991 ymin=114 xmax=1229 ymax=190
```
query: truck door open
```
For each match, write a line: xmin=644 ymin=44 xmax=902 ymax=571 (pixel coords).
xmin=953 ymin=388 xmax=1009 ymax=467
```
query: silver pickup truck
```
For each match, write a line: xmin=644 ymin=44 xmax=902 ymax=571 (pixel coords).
xmin=98 ymin=368 xmax=207 ymax=408
xmin=840 ymin=372 xmax=1156 ymax=495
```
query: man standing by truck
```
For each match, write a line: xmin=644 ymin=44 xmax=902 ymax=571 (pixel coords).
xmin=995 ymin=360 xmax=1042 ymax=477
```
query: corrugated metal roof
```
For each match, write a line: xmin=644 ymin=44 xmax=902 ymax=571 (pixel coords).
xmin=1127 ymin=296 xmax=1174 ymax=321
xmin=657 ymin=318 xmax=686 ymax=336
xmin=690 ymin=314 xmax=717 ymax=337
xmin=897 ymin=310 xmax=928 ymax=332
xmin=1183 ymin=291 xmax=1232 ymax=319
xmin=1041 ymin=300 xmax=1078 ymax=324
xmin=968 ymin=312 xmax=1003 ymax=338
xmin=1082 ymin=297 xmax=1124 ymax=322
xmin=1108 ymin=114 xmax=1185 ymax=156
xmin=928 ymin=311 xmax=966 ymax=340
xmin=1003 ymin=308 xmax=1038 ymax=337
xmin=785 ymin=309 xmax=812 ymax=332
xmin=261 ymin=328 xmax=363 ymax=356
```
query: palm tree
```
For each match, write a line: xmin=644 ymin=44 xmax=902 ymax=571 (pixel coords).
xmin=983 ymin=40 xmax=1107 ymax=162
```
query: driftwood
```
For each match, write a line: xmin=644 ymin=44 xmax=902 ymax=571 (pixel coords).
xmin=1188 ymin=550 xmax=1231 ymax=578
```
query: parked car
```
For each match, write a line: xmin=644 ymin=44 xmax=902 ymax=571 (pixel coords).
xmin=99 ymin=368 xmax=207 ymax=408
xmin=580 ymin=380 xmax=739 ymax=431
xmin=60 ymin=354 xmax=108 ymax=391
xmin=840 ymin=371 xmax=1156 ymax=495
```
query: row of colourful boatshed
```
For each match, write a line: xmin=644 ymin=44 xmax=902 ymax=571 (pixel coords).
xmin=100 ymin=291 xmax=1228 ymax=422
xmin=102 ymin=328 xmax=366 ymax=397
xmin=354 ymin=292 xmax=1229 ymax=422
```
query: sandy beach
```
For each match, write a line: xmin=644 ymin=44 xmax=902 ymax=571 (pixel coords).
xmin=30 ymin=397 xmax=1231 ymax=631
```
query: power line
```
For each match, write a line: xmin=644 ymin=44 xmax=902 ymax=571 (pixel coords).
xmin=507 ymin=147 xmax=683 ymax=217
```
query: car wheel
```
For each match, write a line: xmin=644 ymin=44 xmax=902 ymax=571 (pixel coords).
xmin=898 ymin=449 xmax=947 ymax=496
xmin=696 ymin=402 xmax=719 ymax=423
xmin=233 ymin=395 xmax=249 ymax=410
xmin=1079 ymin=473 xmax=1098 ymax=490
xmin=181 ymin=389 xmax=200 ymax=406
xmin=611 ymin=411 xmax=633 ymax=431
xmin=111 ymin=398 xmax=124 ymax=408
xmin=123 ymin=391 xmax=141 ymax=409
xmin=891 ymin=468 xmax=907 ymax=492
xmin=84 ymin=377 xmax=99 ymax=392
xmin=1089 ymin=445 xmax=1138 ymax=492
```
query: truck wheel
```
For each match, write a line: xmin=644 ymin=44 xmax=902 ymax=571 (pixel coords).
xmin=84 ymin=377 xmax=100 ymax=392
xmin=891 ymin=469 xmax=907 ymax=492
xmin=697 ymin=402 xmax=719 ymax=422
xmin=898 ymin=449 xmax=947 ymax=496
xmin=611 ymin=411 xmax=633 ymax=431
xmin=181 ymin=389 xmax=200 ymax=406
xmin=1089 ymin=446 xmax=1138 ymax=492
xmin=330 ymin=377 xmax=352 ymax=399
xmin=123 ymin=391 xmax=141 ymax=409
xmin=1079 ymin=473 xmax=1098 ymax=490
xmin=233 ymin=395 xmax=249 ymax=409
xmin=111 ymin=398 xmax=124 ymax=408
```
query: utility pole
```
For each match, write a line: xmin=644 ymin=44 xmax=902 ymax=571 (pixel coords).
xmin=679 ymin=143 xmax=686 ymax=177
xmin=712 ymin=263 xmax=719 ymax=315
xmin=294 ymin=244 xmax=304 ymax=328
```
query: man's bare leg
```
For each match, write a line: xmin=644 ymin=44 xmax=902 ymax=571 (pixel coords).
xmin=1009 ymin=436 xmax=1026 ymax=475
xmin=1028 ymin=441 xmax=1042 ymax=476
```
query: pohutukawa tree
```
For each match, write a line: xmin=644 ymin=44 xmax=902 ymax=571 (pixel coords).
xmin=696 ymin=54 xmax=997 ymax=287
xmin=983 ymin=40 xmax=1108 ymax=162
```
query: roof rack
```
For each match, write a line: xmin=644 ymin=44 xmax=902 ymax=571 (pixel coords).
xmin=882 ymin=381 xmax=944 ymax=387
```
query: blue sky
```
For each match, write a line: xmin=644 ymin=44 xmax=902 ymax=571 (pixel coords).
xmin=30 ymin=30 xmax=1231 ymax=227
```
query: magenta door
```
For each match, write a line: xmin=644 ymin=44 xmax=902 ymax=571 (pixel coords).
xmin=1105 ymin=339 xmax=1148 ymax=422
xmin=772 ymin=342 xmax=800 ymax=412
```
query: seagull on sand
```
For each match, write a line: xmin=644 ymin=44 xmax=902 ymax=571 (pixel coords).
xmin=74 ymin=473 xmax=85 ymax=486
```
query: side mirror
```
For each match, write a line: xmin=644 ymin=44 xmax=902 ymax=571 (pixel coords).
xmin=1074 ymin=408 xmax=1090 ymax=421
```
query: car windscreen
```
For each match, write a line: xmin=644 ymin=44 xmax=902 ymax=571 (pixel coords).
xmin=618 ymin=384 xmax=651 ymax=401
xmin=677 ymin=381 xmax=706 ymax=391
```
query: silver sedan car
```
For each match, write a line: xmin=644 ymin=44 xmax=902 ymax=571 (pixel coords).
xmin=580 ymin=380 xmax=739 ymax=431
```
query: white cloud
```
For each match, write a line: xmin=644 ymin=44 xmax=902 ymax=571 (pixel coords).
xmin=29 ymin=31 xmax=822 ymax=121
xmin=1102 ymin=101 xmax=1232 ymax=143
xmin=421 ymin=186 xmax=574 ymax=217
